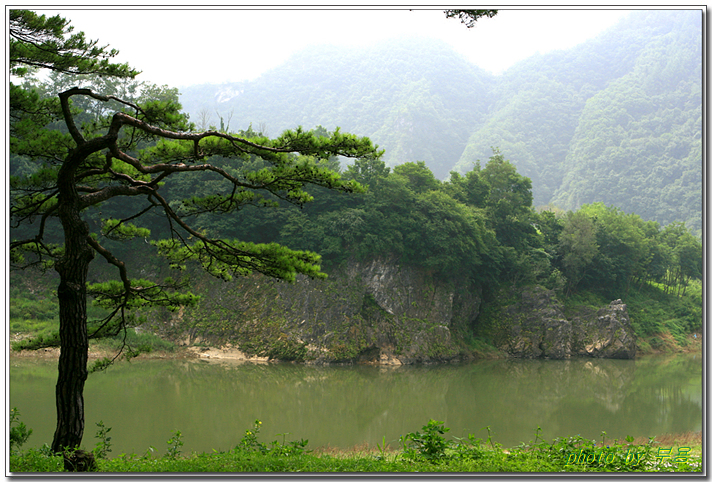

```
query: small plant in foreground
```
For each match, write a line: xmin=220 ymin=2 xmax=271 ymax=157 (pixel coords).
xmin=375 ymin=435 xmax=389 ymax=459
xmin=236 ymin=420 xmax=267 ymax=454
xmin=9 ymin=408 xmax=32 ymax=454
xmin=235 ymin=420 xmax=309 ymax=456
xmin=451 ymin=433 xmax=487 ymax=460
xmin=269 ymin=432 xmax=309 ymax=457
xmin=93 ymin=421 xmax=112 ymax=459
xmin=165 ymin=430 xmax=184 ymax=459
xmin=400 ymin=419 xmax=451 ymax=462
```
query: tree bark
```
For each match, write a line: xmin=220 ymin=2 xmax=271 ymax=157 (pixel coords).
xmin=51 ymin=152 xmax=95 ymax=454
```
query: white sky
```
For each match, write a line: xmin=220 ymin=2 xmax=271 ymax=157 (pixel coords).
xmin=34 ymin=6 xmax=638 ymax=88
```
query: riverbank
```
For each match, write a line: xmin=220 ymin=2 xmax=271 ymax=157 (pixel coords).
xmin=636 ymin=331 xmax=703 ymax=356
xmin=10 ymin=329 xmax=701 ymax=363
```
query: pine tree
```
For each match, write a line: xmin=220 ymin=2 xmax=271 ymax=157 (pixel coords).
xmin=9 ymin=9 xmax=381 ymax=460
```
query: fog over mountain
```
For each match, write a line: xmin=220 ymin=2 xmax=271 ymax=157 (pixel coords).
xmin=179 ymin=10 xmax=702 ymax=234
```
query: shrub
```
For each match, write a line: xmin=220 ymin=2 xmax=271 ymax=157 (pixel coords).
xmin=399 ymin=419 xmax=451 ymax=462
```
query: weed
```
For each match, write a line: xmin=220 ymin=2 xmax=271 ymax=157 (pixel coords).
xmin=399 ymin=419 xmax=451 ymax=462
xmin=236 ymin=419 xmax=266 ymax=454
xmin=375 ymin=435 xmax=389 ymax=459
xmin=9 ymin=408 xmax=32 ymax=454
xmin=93 ymin=421 xmax=112 ymax=460
xmin=235 ymin=420 xmax=309 ymax=456
xmin=165 ymin=430 xmax=184 ymax=459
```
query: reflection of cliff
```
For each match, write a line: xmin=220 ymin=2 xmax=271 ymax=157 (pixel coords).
xmin=445 ymin=354 xmax=701 ymax=446
xmin=10 ymin=354 xmax=702 ymax=454
xmin=443 ymin=358 xmax=637 ymax=443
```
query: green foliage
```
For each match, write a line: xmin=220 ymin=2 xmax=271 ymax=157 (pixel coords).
xmin=87 ymin=278 xmax=200 ymax=311
xmin=559 ymin=210 xmax=598 ymax=292
xmin=165 ymin=430 xmax=184 ymax=459
xmin=234 ymin=420 xmax=309 ymax=457
xmin=625 ymin=280 xmax=702 ymax=339
xmin=9 ymin=10 xmax=137 ymax=78
xmin=9 ymin=420 xmax=701 ymax=473
xmin=512 ymin=430 xmax=661 ymax=472
xmin=392 ymin=161 xmax=441 ymax=193
xmin=9 ymin=447 xmax=64 ymax=472
xmin=100 ymin=219 xmax=150 ymax=241
xmin=10 ymin=408 xmax=33 ymax=454
xmin=400 ymin=419 xmax=451 ymax=462
xmin=93 ymin=421 xmax=112 ymax=460
xmin=100 ymin=328 xmax=176 ymax=354
xmin=12 ymin=331 xmax=61 ymax=351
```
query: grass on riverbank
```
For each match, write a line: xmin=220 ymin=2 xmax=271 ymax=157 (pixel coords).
xmin=9 ymin=419 xmax=703 ymax=473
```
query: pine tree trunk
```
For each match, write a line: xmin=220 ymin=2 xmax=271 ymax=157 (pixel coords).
xmin=51 ymin=180 xmax=94 ymax=454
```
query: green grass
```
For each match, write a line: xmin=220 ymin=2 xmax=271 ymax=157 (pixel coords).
xmin=626 ymin=280 xmax=702 ymax=339
xmin=9 ymin=420 xmax=702 ymax=474
xmin=93 ymin=328 xmax=177 ymax=354
xmin=10 ymin=281 xmax=177 ymax=355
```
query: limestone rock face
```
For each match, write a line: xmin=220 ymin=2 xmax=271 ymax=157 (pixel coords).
xmin=503 ymin=286 xmax=572 ymax=359
xmin=499 ymin=287 xmax=636 ymax=359
xmin=172 ymin=257 xmax=482 ymax=364
xmin=571 ymin=299 xmax=637 ymax=359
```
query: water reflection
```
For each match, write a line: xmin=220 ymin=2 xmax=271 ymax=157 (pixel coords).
xmin=9 ymin=354 xmax=701 ymax=455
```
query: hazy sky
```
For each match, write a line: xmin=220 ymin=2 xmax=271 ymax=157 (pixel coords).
xmin=36 ymin=7 xmax=637 ymax=88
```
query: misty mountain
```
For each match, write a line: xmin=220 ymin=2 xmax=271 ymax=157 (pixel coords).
xmin=180 ymin=38 xmax=494 ymax=180
xmin=178 ymin=10 xmax=702 ymax=234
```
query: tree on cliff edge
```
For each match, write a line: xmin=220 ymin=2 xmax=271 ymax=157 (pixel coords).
xmin=9 ymin=10 xmax=382 ymax=458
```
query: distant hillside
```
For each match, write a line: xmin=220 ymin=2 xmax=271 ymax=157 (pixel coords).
xmin=550 ymin=10 xmax=702 ymax=232
xmin=178 ymin=10 xmax=702 ymax=234
xmin=179 ymin=38 xmax=494 ymax=179
xmin=456 ymin=10 xmax=701 ymax=233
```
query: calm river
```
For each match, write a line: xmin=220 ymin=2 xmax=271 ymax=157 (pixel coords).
xmin=10 ymin=354 xmax=702 ymax=455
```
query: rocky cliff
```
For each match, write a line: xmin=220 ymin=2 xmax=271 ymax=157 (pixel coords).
xmin=152 ymin=262 xmax=637 ymax=363
xmin=489 ymin=286 xmax=637 ymax=359
xmin=158 ymin=258 xmax=482 ymax=364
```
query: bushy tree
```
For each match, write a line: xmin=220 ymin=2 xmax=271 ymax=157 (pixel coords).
xmin=558 ymin=210 xmax=598 ymax=293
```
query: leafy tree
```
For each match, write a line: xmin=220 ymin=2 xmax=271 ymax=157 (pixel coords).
xmin=479 ymin=150 xmax=536 ymax=250
xmin=656 ymin=222 xmax=702 ymax=296
xmin=342 ymin=156 xmax=390 ymax=188
xmin=9 ymin=10 xmax=381 ymax=458
xmin=558 ymin=210 xmax=598 ymax=293
xmin=443 ymin=164 xmax=489 ymax=209
xmin=392 ymin=161 xmax=441 ymax=193
xmin=574 ymin=203 xmax=654 ymax=297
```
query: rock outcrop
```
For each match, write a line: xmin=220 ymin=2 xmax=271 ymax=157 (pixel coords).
xmin=154 ymin=261 xmax=637 ymax=363
xmin=571 ymin=299 xmax=637 ymax=359
xmin=163 ymin=257 xmax=482 ymax=364
xmin=496 ymin=286 xmax=636 ymax=359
